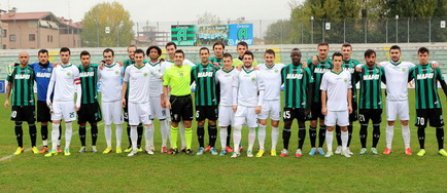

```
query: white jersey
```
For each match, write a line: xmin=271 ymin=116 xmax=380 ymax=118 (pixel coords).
xmin=233 ymin=67 xmax=265 ymax=107
xmin=380 ymin=61 xmax=414 ymax=101
xmin=215 ymin=68 xmax=239 ymax=107
xmin=320 ymin=70 xmax=351 ymax=111
xmin=99 ymin=63 xmax=122 ymax=102
xmin=258 ymin=63 xmax=284 ymax=101
xmin=147 ymin=61 xmax=169 ymax=97
xmin=123 ymin=64 xmax=152 ymax=103
xmin=49 ymin=64 xmax=80 ymax=102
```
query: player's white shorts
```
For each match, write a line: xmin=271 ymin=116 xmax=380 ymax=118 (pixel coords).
xmin=128 ymin=102 xmax=152 ymax=126
xmin=149 ymin=96 xmax=168 ymax=120
xmin=101 ymin=101 xmax=123 ymax=125
xmin=386 ymin=100 xmax=410 ymax=121
xmin=325 ymin=110 xmax=349 ymax=127
xmin=51 ymin=101 xmax=76 ymax=122
xmin=234 ymin=105 xmax=258 ymax=128
xmin=218 ymin=105 xmax=234 ymax=127
xmin=258 ymin=100 xmax=281 ymax=121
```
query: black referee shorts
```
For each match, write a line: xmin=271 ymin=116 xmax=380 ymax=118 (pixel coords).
xmin=170 ymin=95 xmax=193 ymax=122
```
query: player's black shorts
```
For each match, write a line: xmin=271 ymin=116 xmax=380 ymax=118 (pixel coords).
xmin=195 ymin=106 xmax=218 ymax=121
xmin=37 ymin=101 xmax=51 ymax=122
xmin=415 ymin=109 xmax=444 ymax=127
xmin=350 ymin=101 xmax=358 ymax=122
xmin=78 ymin=102 xmax=102 ymax=124
xmin=170 ymin=95 xmax=193 ymax=122
xmin=11 ymin=105 xmax=36 ymax=122
xmin=283 ymin=108 xmax=307 ymax=122
xmin=310 ymin=102 xmax=324 ymax=120
xmin=123 ymin=94 xmax=129 ymax=122
xmin=358 ymin=109 xmax=382 ymax=125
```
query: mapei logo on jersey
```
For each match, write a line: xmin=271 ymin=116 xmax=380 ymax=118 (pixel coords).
xmin=314 ymin=68 xmax=329 ymax=74
xmin=197 ymin=72 xmax=213 ymax=78
xmin=36 ymin=72 xmax=51 ymax=78
xmin=417 ymin=73 xmax=434 ymax=79
xmin=80 ymin=72 xmax=95 ymax=77
xmin=363 ymin=74 xmax=380 ymax=80
xmin=286 ymin=73 xmax=303 ymax=79
xmin=343 ymin=67 xmax=355 ymax=74
xmin=14 ymin=74 xmax=31 ymax=79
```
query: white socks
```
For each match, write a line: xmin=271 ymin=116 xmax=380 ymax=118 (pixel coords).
xmin=248 ymin=127 xmax=256 ymax=152
xmin=145 ymin=125 xmax=153 ymax=150
xmin=160 ymin=120 xmax=170 ymax=147
xmin=105 ymin=124 xmax=112 ymax=148
xmin=233 ymin=125 xmax=242 ymax=154
xmin=130 ymin=125 xmax=138 ymax=151
xmin=402 ymin=124 xmax=411 ymax=149
xmin=258 ymin=124 xmax=266 ymax=150
xmin=326 ymin=130 xmax=334 ymax=152
xmin=271 ymin=127 xmax=279 ymax=151
xmin=220 ymin=126 xmax=228 ymax=149
xmin=386 ymin=125 xmax=394 ymax=149
xmin=115 ymin=124 xmax=122 ymax=148
xmin=341 ymin=130 xmax=348 ymax=151
xmin=64 ymin=122 xmax=73 ymax=149
xmin=51 ymin=123 xmax=60 ymax=151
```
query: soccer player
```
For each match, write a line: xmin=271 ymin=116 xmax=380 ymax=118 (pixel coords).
xmin=334 ymin=43 xmax=361 ymax=155
xmin=210 ymin=41 xmax=225 ymax=67
xmin=231 ymin=51 xmax=265 ymax=158
xmin=357 ymin=49 xmax=386 ymax=155
xmin=77 ymin=51 xmax=102 ymax=153
xmin=122 ymin=49 xmax=154 ymax=156
xmin=45 ymin=47 xmax=81 ymax=157
xmin=163 ymin=49 xmax=194 ymax=155
xmin=408 ymin=47 xmax=447 ymax=157
xmin=257 ymin=49 xmax=284 ymax=157
xmin=215 ymin=53 xmax=239 ymax=156
xmin=280 ymin=48 xmax=314 ymax=158
xmin=192 ymin=47 xmax=219 ymax=155
xmin=99 ymin=48 xmax=124 ymax=154
xmin=232 ymin=41 xmax=257 ymax=67
xmin=146 ymin=46 xmax=171 ymax=153
xmin=123 ymin=45 xmax=144 ymax=153
xmin=308 ymin=42 xmax=332 ymax=156
xmin=4 ymin=51 xmax=38 ymax=155
xmin=321 ymin=52 xmax=352 ymax=158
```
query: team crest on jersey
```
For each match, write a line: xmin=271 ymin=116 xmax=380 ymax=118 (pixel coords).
xmin=144 ymin=72 xmax=148 ymax=77
xmin=115 ymin=70 xmax=120 ymax=75
xmin=274 ymin=69 xmax=279 ymax=73
xmin=66 ymin=72 xmax=72 ymax=76
xmin=344 ymin=78 xmax=348 ymax=82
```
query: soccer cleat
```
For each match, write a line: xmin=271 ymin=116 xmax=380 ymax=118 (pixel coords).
xmin=308 ymin=148 xmax=317 ymax=156
xmin=371 ymin=148 xmax=378 ymax=155
xmin=342 ymin=150 xmax=351 ymax=158
xmin=116 ymin=147 xmax=123 ymax=154
xmin=240 ymin=146 xmax=244 ymax=153
xmin=127 ymin=150 xmax=137 ymax=157
xmin=219 ymin=150 xmax=227 ymax=156
xmin=79 ymin=146 xmax=86 ymax=153
xmin=64 ymin=148 xmax=71 ymax=156
xmin=146 ymin=149 xmax=154 ymax=155
xmin=347 ymin=148 xmax=354 ymax=155
xmin=247 ymin=150 xmax=254 ymax=158
xmin=39 ymin=146 xmax=49 ymax=154
xmin=44 ymin=150 xmax=57 ymax=157
xmin=102 ymin=147 xmax=112 ymax=154
xmin=204 ymin=145 xmax=212 ymax=153
xmin=317 ymin=147 xmax=325 ymax=156
xmin=225 ymin=146 xmax=234 ymax=153
xmin=91 ymin=146 xmax=98 ymax=153
xmin=124 ymin=147 xmax=132 ymax=153
xmin=137 ymin=147 xmax=143 ymax=152
xmin=270 ymin=150 xmax=277 ymax=157
xmin=56 ymin=145 xmax=63 ymax=153
xmin=168 ymin=148 xmax=178 ymax=155
xmin=230 ymin=152 xmax=239 ymax=158
xmin=295 ymin=149 xmax=303 ymax=158
xmin=280 ymin=149 xmax=288 ymax=157
xmin=256 ymin=149 xmax=265 ymax=158
xmin=325 ymin=151 xmax=334 ymax=158
xmin=181 ymin=148 xmax=187 ymax=153
xmin=13 ymin=147 xmax=24 ymax=155
xmin=335 ymin=146 xmax=342 ymax=154
xmin=438 ymin=149 xmax=447 ymax=157
xmin=417 ymin=149 xmax=426 ymax=157
xmin=185 ymin=149 xmax=194 ymax=155
xmin=161 ymin=146 xmax=168 ymax=153
xmin=196 ymin=147 xmax=205 ymax=156
xmin=405 ymin=148 xmax=412 ymax=156
xmin=32 ymin=146 xmax=39 ymax=154
xmin=359 ymin=148 xmax=367 ymax=155
xmin=383 ymin=148 xmax=392 ymax=155
xmin=210 ymin=147 xmax=218 ymax=156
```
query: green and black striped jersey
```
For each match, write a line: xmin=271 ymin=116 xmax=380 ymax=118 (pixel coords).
xmin=357 ymin=64 xmax=386 ymax=109
xmin=281 ymin=64 xmax=314 ymax=108
xmin=6 ymin=65 xmax=35 ymax=106
xmin=78 ymin=64 xmax=99 ymax=104
xmin=409 ymin=64 xmax=445 ymax=109
xmin=191 ymin=63 xmax=219 ymax=106
xmin=343 ymin=59 xmax=361 ymax=100
xmin=307 ymin=58 xmax=332 ymax=103
xmin=210 ymin=57 xmax=223 ymax=67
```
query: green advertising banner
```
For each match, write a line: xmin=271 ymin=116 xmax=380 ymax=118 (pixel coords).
xmin=171 ymin=25 xmax=197 ymax=46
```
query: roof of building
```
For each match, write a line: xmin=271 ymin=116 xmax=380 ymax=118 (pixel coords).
xmin=0 ymin=11 xmax=54 ymax=21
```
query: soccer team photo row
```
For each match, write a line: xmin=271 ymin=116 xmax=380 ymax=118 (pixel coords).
xmin=5 ymin=41 xmax=447 ymax=159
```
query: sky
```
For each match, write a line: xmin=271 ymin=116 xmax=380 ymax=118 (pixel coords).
xmin=0 ymin=0 xmax=296 ymax=23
